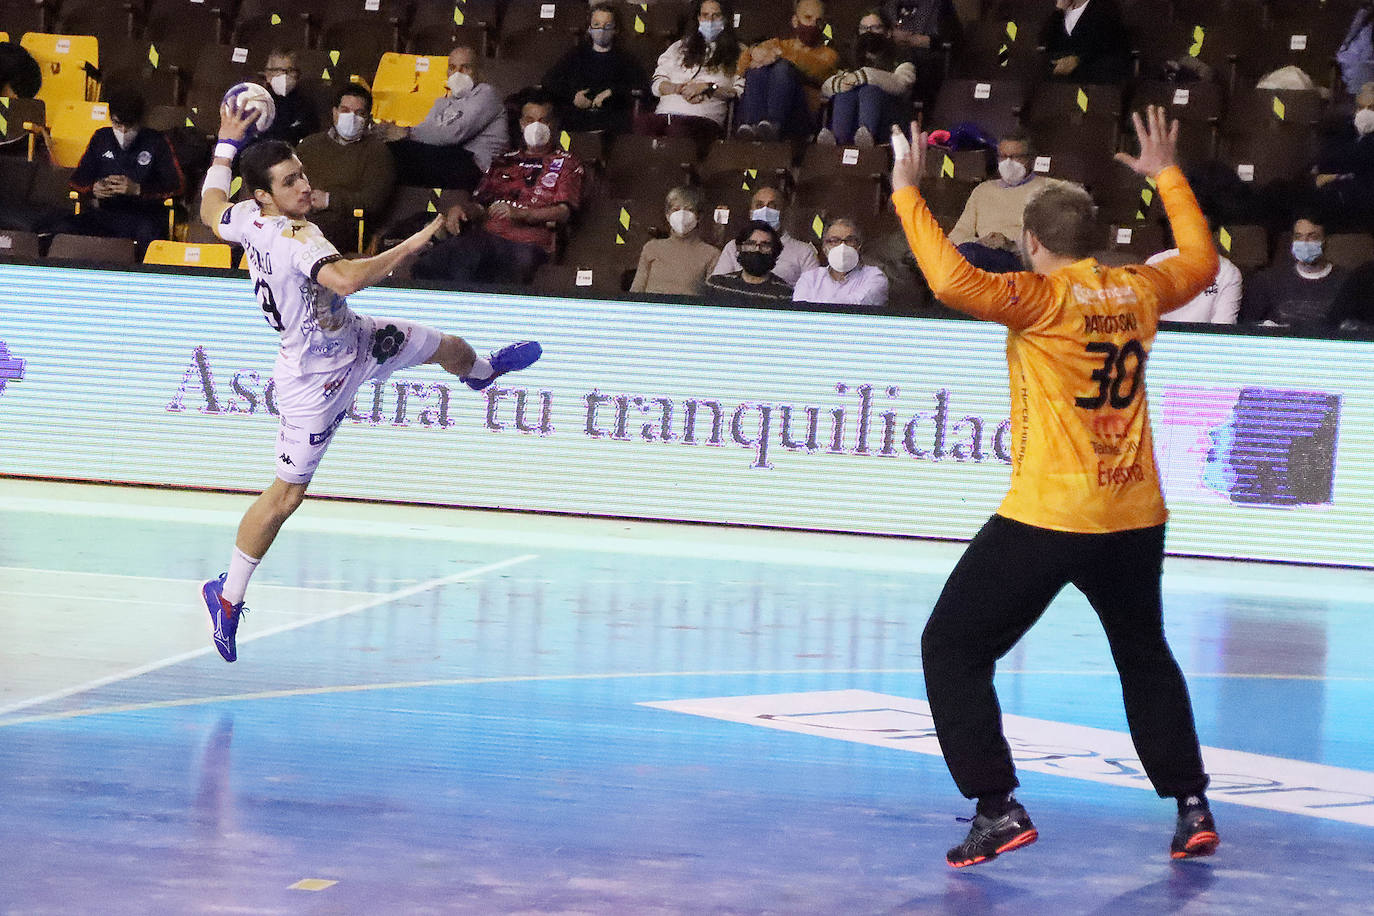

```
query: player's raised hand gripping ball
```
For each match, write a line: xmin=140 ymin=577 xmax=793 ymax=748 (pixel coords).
xmin=221 ymin=82 xmax=276 ymax=140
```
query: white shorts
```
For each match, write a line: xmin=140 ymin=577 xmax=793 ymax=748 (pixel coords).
xmin=273 ymin=316 xmax=442 ymax=484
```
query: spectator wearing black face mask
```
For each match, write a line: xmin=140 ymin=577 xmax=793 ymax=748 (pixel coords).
xmin=818 ymin=9 xmax=915 ymax=148
xmin=705 ymin=220 xmax=796 ymax=303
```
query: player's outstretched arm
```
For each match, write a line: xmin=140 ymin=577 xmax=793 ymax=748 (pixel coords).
xmin=889 ymin=122 xmax=1050 ymax=329
xmin=1117 ymin=105 xmax=1218 ymax=308
xmin=200 ymin=104 xmax=257 ymax=232
xmin=315 ymin=215 xmax=445 ymax=297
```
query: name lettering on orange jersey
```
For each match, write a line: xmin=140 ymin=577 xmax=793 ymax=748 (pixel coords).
xmin=1082 ymin=312 xmax=1140 ymax=335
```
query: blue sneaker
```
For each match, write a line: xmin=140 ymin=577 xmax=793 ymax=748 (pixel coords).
xmin=463 ymin=340 xmax=542 ymax=391
xmin=202 ymin=573 xmax=247 ymax=663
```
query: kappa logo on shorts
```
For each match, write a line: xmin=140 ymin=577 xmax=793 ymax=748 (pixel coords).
xmin=278 ymin=453 xmax=295 ymax=466
xmin=371 ymin=324 xmax=406 ymax=365
xmin=0 ymin=341 xmax=26 ymax=395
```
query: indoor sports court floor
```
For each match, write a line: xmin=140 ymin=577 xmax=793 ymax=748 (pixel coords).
xmin=2 ymin=477 xmax=1372 ymax=915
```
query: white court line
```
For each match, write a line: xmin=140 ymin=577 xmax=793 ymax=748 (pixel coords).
xmin=645 ymin=689 xmax=1374 ymax=828
xmin=0 ymin=554 xmax=537 ymax=718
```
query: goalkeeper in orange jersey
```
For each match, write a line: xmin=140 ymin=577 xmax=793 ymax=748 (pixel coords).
xmin=890 ymin=106 xmax=1221 ymax=867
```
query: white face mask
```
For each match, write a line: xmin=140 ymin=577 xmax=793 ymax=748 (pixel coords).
xmin=112 ymin=126 xmax=136 ymax=149
xmin=523 ymin=120 xmax=552 ymax=149
xmin=827 ymin=243 xmax=860 ymax=274
xmin=446 ymin=70 xmax=474 ymax=97
xmin=998 ymin=157 xmax=1028 ymax=185
xmin=269 ymin=73 xmax=296 ymax=96
xmin=750 ymin=206 xmax=781 ymax=230
xmin=668 ymin=209 xmax=698 ymax=236
xmin=335 ymin=111 xmax=365 ymax=140
xmin=1355 ymin=108 xmax=1374 ymax=136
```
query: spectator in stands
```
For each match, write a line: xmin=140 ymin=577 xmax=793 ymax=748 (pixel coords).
xmin=542 ymin=3 xmax=649 ymax=136
xmin=412 ymin=90 xmax=583 ymax=285
xmin=630 ymin=186 xmax=720 ymax=296
xmin=59 ymin=85 xmax=184 ymax=253
xmin=295 ymin=84 xmax=396 ymax=253
xmin=1039 ymin=0 xmax=1130 ymax=85
xmin=947 ymin=129 xmax=1060 ymax=273
xmin=735 ymin=0 xmax=839 ymax=141
xmin=794 ymin=217 xmax=889 ymax=305
xmin=258 ymin=49 xmax=319 ymax=146
xmin=1331 ymin=260 xmax=1374 ymax=331
xmin=882 ymin=0 xmax=961 ymax=111
xmin=1310 ymin=82 xmax=1374 ymax=232
xmin=0 ymin=41 xmax=40 ymax=99
xmin=1148 ymin=246 xmax=1242 ymax=325
xmin=705 ymin=220 xmax=796 ymax=303
xmin=639 ymin=0 xmax=743 ymax=143
xmin=818 ymin=10 xmax=915 ymax=148
xmin=712 ymin=183 xmax=820 ymax=284
xmin=1241 ymin=214 xmax=1347 ymax=331
xmin=382 ymin=45 xmax=506 ymax=191
xmin=0 ymin=42 xmax=40 ymax=160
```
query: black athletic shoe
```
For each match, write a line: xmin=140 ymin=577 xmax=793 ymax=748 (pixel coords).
xmin=1171 ymin=804 xmax=1219 ymax=859
xmin=946 ymin=803 xmax=1039 ymax=868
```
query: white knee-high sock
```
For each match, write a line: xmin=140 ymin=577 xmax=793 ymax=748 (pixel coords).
xmin=223 ymin=547 xmax=261 ymax=605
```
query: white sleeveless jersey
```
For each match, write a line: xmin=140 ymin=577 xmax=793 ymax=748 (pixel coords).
xmin=216 ymin=200 xmax=362 ymax=376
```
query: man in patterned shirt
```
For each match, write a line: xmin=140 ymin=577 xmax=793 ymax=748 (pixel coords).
xmin=413 ymin=89 xmax=584 ymax=285
xmin=195 ymin=103 xmax=541 ymax=664
xmin=890 ymin=107 xmax=1221 ymax=867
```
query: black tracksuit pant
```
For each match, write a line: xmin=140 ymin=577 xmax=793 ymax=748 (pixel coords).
xmin=921 ymin=514 xmax=1210 ymax=801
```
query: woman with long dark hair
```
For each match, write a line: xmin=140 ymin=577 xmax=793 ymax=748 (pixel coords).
xmin=636 ymin=0 xmax=743 ymax=142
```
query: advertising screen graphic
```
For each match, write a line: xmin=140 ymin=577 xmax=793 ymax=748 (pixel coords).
xmin=1 ymin=263 xmax=1371 ymax=567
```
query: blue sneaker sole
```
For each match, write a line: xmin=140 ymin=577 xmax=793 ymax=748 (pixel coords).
xmin=466 ymin=341 xmax=542 ymax=391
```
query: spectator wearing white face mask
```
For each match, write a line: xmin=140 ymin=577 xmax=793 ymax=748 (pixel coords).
xmin=630 ymin=186 xmax=721 ymax=296
xmin=381 ymin=45 xmax=508 ymax=190
xmin=948 ymin=129 xmax=1064 ymax=273
xmin=258 ymin=48 xmax=320 ymax=146
xmin=793 ymin=217 xmax=889 ymax=305
xmin=1310 ymin=82 xmax=1374 ymax=232
xmin=296 ymin=83 xmax=396 ymax=252
xmin=59 ymin=84 xmax=184 ymax=254
xmin=711 ymin=184 xmax=821 ymax=284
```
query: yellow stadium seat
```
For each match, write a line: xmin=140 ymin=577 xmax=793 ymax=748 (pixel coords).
xmin=370 ymin=52 xmax=447 ymax=127
xmin=47 ymin=99 xmax=111 ymax=168
xmin=20 ymin=33 xmax=99 ymax=108
xmin=0 ymin=32 xmax=9 ymax=43
xmin=144 ymin=240 xmax=233 ymax=269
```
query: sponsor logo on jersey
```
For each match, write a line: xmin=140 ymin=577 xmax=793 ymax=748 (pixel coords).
xmin=137 ymin=150 xmax=153 ymax=166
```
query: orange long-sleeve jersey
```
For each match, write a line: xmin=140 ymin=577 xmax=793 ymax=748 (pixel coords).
xmin=892 ymin=166 xmax=1218 ymax=532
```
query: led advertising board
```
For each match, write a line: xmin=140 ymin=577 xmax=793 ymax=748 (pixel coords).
xmin=0 ymin=263 xmax=1368 ymax=566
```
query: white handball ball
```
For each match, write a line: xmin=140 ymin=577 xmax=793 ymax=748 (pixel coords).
xmin=221 ymin=82 xmax=276 ymax=137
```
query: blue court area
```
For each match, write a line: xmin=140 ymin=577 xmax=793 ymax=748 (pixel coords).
xmin=2 ymin=479 xmax=1372 ymax=914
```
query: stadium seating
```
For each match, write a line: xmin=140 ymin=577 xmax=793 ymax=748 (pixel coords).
xmin=370 ymin=52 xmax=448 ymax=126
xmin=21 ymin=32 xmax=99 ymax=107
xmin=47 ymin=232 xmax=136 ymax=264
xmin=46 ymin=98 xmax=110 ymax=168
xmin=144 ymin=239 xmax=233 ymax=268
xmin=0 ymin=228 xmax=41 ymax=258
xmin=1 ymin=0 xmax=1372 ymax=310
